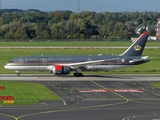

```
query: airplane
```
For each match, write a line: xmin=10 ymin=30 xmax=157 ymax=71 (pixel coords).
xmin=4 ymin=32 xmax=150 ymax=77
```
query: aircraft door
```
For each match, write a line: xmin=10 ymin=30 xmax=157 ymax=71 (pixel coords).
xmin=117 ymin=58 xmax=121 ymax=64
xmin=19 ymin=59 xmax=24 ymax=65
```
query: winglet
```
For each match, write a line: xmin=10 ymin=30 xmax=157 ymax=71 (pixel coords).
xmin=120 ymin=32 xmax=150 ymax=56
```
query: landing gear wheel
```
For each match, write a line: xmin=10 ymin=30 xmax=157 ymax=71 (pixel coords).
xmin=74 ymin=73 xmax=83 ymax=77
xmin=79 ymin=73 xmax=83 ymax=77
xmin=17 ymin=73 xmax=20 ymax=76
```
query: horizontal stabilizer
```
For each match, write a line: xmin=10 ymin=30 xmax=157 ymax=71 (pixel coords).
xmin=129 ymin=58 xmax=150 ymax=64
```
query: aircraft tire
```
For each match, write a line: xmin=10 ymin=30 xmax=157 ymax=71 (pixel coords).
xmin=17 ymin=73 xmax=20 ymax=76
xmin=74 ymin=73 xmax=83 ymax=77
xmin=80 ymin=73 xmax=83 ymax=77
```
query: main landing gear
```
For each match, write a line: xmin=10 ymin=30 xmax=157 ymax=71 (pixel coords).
xmin=74 ymin=73 xmax=83 ymax=77
xmin=74 ymin=68 xmax=83 ymax=77
xmin=15 ymin=71 xmax=20 ymax=76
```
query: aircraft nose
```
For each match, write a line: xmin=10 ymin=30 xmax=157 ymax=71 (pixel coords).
xmin=4 ymin=65 xmax=8 ymax=69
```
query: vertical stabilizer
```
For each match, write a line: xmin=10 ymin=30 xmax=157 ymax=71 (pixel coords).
xmin=120 ymin=32 xmax=149 ymax=56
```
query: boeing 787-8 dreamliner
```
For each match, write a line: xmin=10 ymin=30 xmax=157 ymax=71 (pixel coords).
xmin=4 ymin=32 xmax=150 ymax=77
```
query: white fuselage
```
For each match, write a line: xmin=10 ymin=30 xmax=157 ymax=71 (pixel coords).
xmin=4 ymin=64 xmax=132 ymax=71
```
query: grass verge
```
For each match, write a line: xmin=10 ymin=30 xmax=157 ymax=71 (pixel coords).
xmin=0 ymin=41 xmax=160 ymax=47
xmin=0 ymin=81 xmax=61 ymax=105
xmin=152 ymin=82 xmax=160 ymax=89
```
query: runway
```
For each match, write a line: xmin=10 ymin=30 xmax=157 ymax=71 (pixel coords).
xmin=0 ymin=74 xmax=160 ymax=81
xmin=0 ymin=74 xmax=160 ymax=120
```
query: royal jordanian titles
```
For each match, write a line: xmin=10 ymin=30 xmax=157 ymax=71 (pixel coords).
xmin=4 ymin=32 xmax=150 ymax=77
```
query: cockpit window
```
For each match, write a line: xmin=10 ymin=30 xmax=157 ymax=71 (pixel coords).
xmin=8 ymin=60 xmax=14 ymax=63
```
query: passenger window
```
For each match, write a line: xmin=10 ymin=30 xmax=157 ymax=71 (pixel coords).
xmin=9 ymin=60 xmax=13 ymax=63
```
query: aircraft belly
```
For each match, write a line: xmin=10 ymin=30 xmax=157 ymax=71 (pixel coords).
xmin=86 ymin=65 xmax=133 ymax=71
xmin=4 ymin=66 xmax=48 ymax=71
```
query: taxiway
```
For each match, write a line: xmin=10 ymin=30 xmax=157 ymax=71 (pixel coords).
xmin=0 ymin=74 xmax=160 ymax=120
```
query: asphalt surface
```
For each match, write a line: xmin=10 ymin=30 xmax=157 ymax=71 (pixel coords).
xmin=0 ymin=75 xmax=160 ymax=120
xmin=0 ymin=74 xmax=160 ymax=81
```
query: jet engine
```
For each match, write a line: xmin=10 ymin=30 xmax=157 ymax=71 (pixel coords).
xmin=52 ymin=65 xmax=70 ymax=75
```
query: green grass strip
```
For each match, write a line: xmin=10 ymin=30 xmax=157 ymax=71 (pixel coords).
xmin=152 ymin=82 xmax=160 ymax=89
xmin=0 ymin=41 xmax=160 ymax=47
xmin=0 ymin=81 xmax=61 ymax=105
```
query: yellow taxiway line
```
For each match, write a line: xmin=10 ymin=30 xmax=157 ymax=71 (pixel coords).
xmin=90 ymin=80 xmax=129 ymax=102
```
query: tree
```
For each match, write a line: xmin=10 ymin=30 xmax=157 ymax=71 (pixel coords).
xmin=133 ymin=11 xmax=139 ymax=20
xmin=22 ymin=23 xmax=36 ymax=39
xmin=1 ymin=10 xmax=159 ymax=40
xmin=73 ymin=34 xmax=79 ymax=39
xmin=64 ymin=20 xmax=79 ymax=36
xmin=67 ymin=35 xmax=72 ymax=39
xmin=48 ymin=12 xmax=55 ymax=23
xmin=15 ymin=29 xmax=21 ymax=39
xmin=1 ymin=13 xmax=13 ymax=24
xmin=113 ymin=22 xmax=126 ymax=37
xmin=54 ymin=12 xmax=64 ymax=23
xmin=69 ymin=13 xmax=79 ymax=20
xmin=137 ymin=18 xmax=143 ymax=25
xmin=128 ymin=28 xmax=136 ymax=38
xmin=106 ymin=21 xmax=115 ymax=36
xmin=140 ymin=28 xmax=146 ymax=34
xmin=98 ymin=25 xmax=106 ymax=37
xmin=80 ymin=19 xmax=93 ymax=38
xmin=0 ymin=24 xmax=9 ymax=39
xmin=20 ymin=29 xmax=28 ymax=39
xmin=43 ymin=30 xmax=50 ymax=39
xmin=50 ymin=23 xmax=62 ymax=39
xmin=149 ymin=29 xmax=156 ymax=36
xmin=63 ymin=11 xmax=72 ymax=20
xmin=80 ymin=34 xmax=85 ymax=39
xmin=95 ymin=13 xmax=104 ymax=24
xmin=4 ymin=32 xmax=14 ymax=39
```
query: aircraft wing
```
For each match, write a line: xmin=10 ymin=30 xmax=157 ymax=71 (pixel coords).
xmin=59 ymin=60 xmax=105 ymax=69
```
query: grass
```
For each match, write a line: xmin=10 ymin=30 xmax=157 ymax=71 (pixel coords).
xmin=152 ymin=82 xmax=160 ymax=89
xmin=0 ymin=81 xmax=61 ymax=105
xmin=0 ymin=48 xmax=160 ymax=74
xmin=0 ymin=41 xmax=160 ymax=47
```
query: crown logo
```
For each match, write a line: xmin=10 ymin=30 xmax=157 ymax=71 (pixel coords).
xmin=134 ymin=45 xmax=141 ymax=51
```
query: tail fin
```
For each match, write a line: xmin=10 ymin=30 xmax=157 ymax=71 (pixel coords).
xmin=120 ymin=32 xmax=150 ymax=56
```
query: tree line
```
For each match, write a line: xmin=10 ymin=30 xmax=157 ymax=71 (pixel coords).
xmin=0 ymin=9 xmax=160 ymax=41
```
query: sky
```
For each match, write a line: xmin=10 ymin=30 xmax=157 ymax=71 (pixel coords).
xmin=1 ymin=0 xmax=160 ymax=13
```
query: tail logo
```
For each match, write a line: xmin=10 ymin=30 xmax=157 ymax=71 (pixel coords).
xmin=134 ymin=45 xmax=142 ymax=51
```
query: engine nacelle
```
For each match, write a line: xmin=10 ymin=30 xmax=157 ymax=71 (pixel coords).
xmin=52 ymin=65 xmax=70 ymax=75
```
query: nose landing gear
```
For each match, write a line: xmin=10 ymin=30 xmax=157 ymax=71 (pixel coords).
xmin=15 ymin=71 xmax=20 ymax=76
xmin=17 ymin=73 xmax=20 ymax=76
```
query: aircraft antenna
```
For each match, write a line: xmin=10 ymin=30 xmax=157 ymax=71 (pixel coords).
xmin=0 ymin=0 xmax=1 ymax=10
xmin=0 ymin=0 xmax=2 ymax=40
xmin=77 ymin=0 xmax=80 ymax=13
xmin=0 ymin=0 xmax=1 ymax=16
